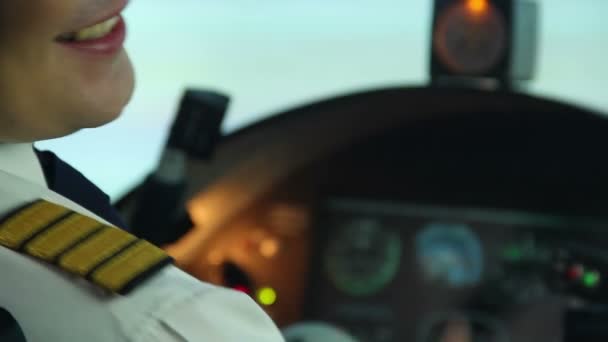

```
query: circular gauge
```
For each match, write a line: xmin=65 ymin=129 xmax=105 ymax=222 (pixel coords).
xmin=325 ymin=219 xmax=401 ymax=296
xmin=418 ymin=312 xmax=509 ymax=342
xmin=434 ymin=1 xmax=508 ymax=75
xmin=416 ymin=223 xmax=483 ymax=288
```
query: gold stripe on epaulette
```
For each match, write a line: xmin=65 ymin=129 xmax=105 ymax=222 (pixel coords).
xmin=24 ymin=213 xmax=104 ymax=261
xmin=0 ymin=201 xmax=70 ymax=249
xmin=91 ymin=240 xmax=170 ymax=293
xmin=0 ymin=200 xmax=173 ymax=295
xmin=58 ymin=226 xmax=138 ymax=276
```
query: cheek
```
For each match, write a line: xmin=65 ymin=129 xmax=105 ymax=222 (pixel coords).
xmin=0 ymin=2 xmax=70 ymax=96
xmin=0 ymin=2 xmax=67 ymax=39
xmin=60 ymin=50 xmax=136 ymax=128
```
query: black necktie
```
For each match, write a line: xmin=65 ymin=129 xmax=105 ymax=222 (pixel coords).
xmin=34 ymin=149 xmax=130 ymax=231
xmin=0 ymin=308 xmax=26 ymax=342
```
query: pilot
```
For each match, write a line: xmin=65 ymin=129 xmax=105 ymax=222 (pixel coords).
xmin=0 ymin=1 xmax=284 ymax=341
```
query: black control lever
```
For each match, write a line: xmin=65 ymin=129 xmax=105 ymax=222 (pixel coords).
xmin=130 ymin=89 xmax=229 ymax=246
xmin=167 ymin=89 xmax=229 ymax=160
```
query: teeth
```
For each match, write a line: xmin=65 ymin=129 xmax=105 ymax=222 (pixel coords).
xmin=73 ymin=16 xmax=120 ymax=41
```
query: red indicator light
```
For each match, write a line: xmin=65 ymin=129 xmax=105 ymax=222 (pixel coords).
xmin=233 ymin=285 xmax=251 ymax=294
xmin=566 ymin=264 xmax=584 ymax=281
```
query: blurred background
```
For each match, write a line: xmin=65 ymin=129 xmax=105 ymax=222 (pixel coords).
xmin=37 ymin=0 xmax=608 ymax=201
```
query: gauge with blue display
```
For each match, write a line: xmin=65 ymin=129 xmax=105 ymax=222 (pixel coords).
xmin=416 ymin=223 xmax=483 ymax=288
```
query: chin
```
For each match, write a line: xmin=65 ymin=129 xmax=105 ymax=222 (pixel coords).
xmin=84 ymin=107 xmax=126 ymax=129
xmin=66 ymin=93 xmax=132 ymax=133
xmin=76 ymin=94 xmax=131 ymax=130
xmin=81 ymin=71 xmax=135 ymax=128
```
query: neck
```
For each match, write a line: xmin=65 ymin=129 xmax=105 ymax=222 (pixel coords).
xmin=0 ymin=143 xmax=47 ymax=187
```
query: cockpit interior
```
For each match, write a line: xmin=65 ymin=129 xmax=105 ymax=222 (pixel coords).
xmin=124 ymin=87 xmax=608 ymax=342
xmin=41 ymin=0 xmax=608 ymax=341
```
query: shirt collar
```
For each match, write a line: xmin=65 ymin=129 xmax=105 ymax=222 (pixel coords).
xmin=0 ymin=143 xmax=47 ymax=188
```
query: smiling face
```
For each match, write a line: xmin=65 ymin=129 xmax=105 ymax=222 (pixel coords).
xmin=0 ymin=0 xmax=134 ymax=142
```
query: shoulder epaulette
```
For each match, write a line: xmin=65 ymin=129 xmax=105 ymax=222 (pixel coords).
xmin=0 ymin=200 xmax=173 ymax=295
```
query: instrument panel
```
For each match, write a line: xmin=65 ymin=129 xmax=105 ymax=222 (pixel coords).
xmin=304 ymin=198 xmax=608 ymax=342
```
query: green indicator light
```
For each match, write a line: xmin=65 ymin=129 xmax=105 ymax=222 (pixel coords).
xmin=502 ymin=246 xmax=523 ymax=262
xmin=257 ymin=287 xmax=277 ymax=306
xmin=583 ymin=271 xmax=601 ymax=288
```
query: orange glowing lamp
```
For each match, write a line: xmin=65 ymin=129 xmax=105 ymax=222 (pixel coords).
xmin=466 ymin=0 xmax=489 ymax=15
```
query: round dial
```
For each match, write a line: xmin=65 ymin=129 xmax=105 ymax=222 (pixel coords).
xmin=416 ymin=223 xmax=483 ymax=288
xmin=325 ymin=219 xmax=402 ymax=296
xmin=434 ymin=1 xmax=508 ymax=75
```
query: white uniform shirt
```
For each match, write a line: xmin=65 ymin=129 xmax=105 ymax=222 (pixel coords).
xmin=0 ymin=143 xmax=285 ymax=342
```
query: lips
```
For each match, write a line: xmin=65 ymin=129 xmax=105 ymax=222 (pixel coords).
xmin=55 ymin=1 xmax=129 ymax=56
xmin=56 ymin=16 xmax=127 ymax=56
xmin=57 ymin=16 xmax=121 ymax=42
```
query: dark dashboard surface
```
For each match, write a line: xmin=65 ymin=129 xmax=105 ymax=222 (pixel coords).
xmin=302 ymin=107 xmax=608 ymax=216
